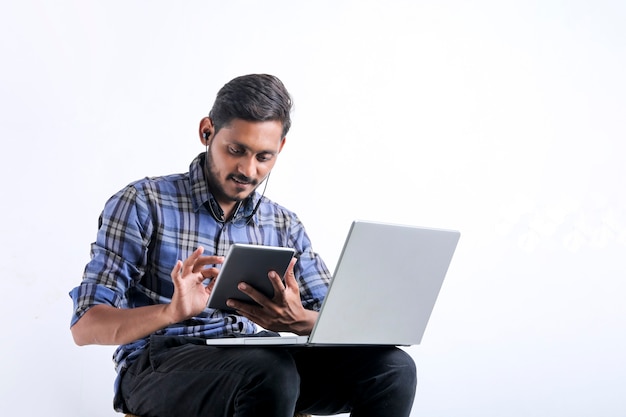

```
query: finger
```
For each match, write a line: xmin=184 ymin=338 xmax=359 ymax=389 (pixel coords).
xmin=192 ymin=255 xmax=224 ymax=273
xmin=182 ymin=247 xmax=205 ymax=274
xmin=283 ymin=257 xmax=299 ymax=291
xmin=227 ymin=297 xmax=264 ymax=320
xmin=206 ymin=278 xmax=217 ymax=294
xmin=235 ymin=281 xmax=271 ymax=308
xmin=266 ymin=269 xmax=286 ymax=299
xmin=170 ymin=259 xmax=183 ymax=280
xmin=199 ymin=266 xmax=222 ymax=279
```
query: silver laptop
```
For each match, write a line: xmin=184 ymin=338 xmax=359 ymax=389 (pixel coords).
xmin=205 ymin=220 xmax=460 ymax=347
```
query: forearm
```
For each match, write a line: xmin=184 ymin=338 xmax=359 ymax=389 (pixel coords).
xmin=70 ymin=303 xmax=177 ymax=346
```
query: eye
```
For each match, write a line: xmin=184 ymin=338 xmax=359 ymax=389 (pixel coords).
xmin=257 ymin=153 xmax=274 ymax=162
xmin=228 ymin=145 xmax=244 ymax=155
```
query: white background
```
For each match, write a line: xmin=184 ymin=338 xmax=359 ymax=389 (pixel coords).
xmin=1 ymin=1 xmax=625 ymax=416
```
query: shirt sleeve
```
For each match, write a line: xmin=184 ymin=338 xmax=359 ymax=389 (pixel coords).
xmin=69 ymin=184 xmax=152 ymax=327
xmin=287 ymin=217 xmax=332 ymax=311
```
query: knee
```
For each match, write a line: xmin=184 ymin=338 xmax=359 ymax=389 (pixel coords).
xmin=374 ymin=348 xmax=417 ymax=393
xmin=356 ymin=348 xmax=417 ymax=415
xmin=391 ymin=348 xmax=417 ymax=387
xmin=389 ymin=349 xmax=417 ymax=388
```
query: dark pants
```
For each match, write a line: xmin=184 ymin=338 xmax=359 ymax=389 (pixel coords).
xmin=120 ymin=335 xmax=417 ymax=417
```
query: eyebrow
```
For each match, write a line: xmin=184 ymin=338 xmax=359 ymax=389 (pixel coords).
xmin=227 ymin=140 xmax=279 ymax=156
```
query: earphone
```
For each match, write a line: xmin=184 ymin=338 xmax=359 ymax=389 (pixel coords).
xmin=203 ymin=131 xmax=210 ymax=140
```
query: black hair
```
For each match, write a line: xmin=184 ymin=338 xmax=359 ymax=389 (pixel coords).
xmin=209 ymin=74 xmax=293 ymax=137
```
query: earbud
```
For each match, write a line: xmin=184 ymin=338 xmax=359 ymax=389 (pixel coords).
xmin=203 ymin=131 xmax=210 ymax=140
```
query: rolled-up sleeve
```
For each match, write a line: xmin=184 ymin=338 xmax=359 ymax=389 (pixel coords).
xmin=69 ymin=184 xmax=152 ymax=326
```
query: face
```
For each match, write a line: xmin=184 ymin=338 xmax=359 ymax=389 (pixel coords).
xmin=200 ymin=118 xmax=285 ymax=212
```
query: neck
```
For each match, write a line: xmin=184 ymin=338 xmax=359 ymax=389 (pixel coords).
xmin=221 ymin=200 xmax=241 ymax=221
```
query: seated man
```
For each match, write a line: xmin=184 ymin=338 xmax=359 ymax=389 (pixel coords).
xmin=69 ymin=73 xmax=417 ymax=417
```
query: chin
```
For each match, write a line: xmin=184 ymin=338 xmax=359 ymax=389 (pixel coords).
xmin=230 ymin=186 xmax=256 ymax=200
xmin=225 ymin=191 xmax=249 ymax=203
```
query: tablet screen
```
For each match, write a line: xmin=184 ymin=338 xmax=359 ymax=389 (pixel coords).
xmin=207 ymin=243 xmax=296 ymax=311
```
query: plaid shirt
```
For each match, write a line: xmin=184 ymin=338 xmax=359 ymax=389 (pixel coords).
xmin=69 ymin=153 xmax=331 ymax=391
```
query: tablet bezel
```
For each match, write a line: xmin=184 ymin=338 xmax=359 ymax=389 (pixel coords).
xmin=207 ymin=243 xmax=296 ymax=311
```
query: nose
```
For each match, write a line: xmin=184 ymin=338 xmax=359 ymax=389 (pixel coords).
xmin=237 ymin=155 xmax=257 ymax=179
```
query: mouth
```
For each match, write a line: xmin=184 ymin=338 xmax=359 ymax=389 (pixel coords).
xmin=229 ymin=175 xmax=256 ymax=188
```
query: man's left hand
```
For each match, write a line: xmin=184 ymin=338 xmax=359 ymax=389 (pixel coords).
xmin=226 ymin=257 xmax=318 ymax=335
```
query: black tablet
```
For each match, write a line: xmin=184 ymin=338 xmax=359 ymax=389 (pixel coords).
xmin=207 ymin=243 xmax=296 ymax=311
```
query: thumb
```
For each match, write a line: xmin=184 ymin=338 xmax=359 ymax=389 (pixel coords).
xmin=170 ymin=259 xmax=183 ymax=280
xmin=283 ymin=257 xmax=299 ymax=289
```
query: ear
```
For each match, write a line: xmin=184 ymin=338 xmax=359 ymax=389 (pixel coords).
xmin=278 ymin=136 xmax=287 ymax=153
xmin=199 ymin=117 xmax=215 ymax=146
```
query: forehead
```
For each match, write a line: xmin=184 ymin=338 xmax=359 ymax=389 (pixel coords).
xmin=216 ymin=119 xmax=284 ymax=152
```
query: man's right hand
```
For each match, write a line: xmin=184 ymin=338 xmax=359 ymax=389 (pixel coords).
xmin=167 ymin=246 xmax=223 ymax=323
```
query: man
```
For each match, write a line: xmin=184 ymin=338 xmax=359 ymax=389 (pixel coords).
xmin=70 ymin=74 xmax=417 ymax=417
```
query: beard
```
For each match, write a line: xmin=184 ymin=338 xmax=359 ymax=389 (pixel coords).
xmin=204 ymin=146 xmax=259 ymax=204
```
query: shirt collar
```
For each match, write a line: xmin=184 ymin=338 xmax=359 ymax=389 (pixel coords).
xmin=189 ymin=152 xmax=259 ymax=220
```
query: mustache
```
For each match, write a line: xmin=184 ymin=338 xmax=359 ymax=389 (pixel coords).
xmin=228 ymin=174 xmax=257 ymax=185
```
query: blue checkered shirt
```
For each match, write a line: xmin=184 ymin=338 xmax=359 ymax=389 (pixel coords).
xmin=69 ymin=153 xmax=331 ymax=396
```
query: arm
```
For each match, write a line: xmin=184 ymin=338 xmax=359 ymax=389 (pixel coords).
xmin=71 ymin=247 xmax=223 ymax=346
xmin=71 ymin=303 xmax=175 ymax=346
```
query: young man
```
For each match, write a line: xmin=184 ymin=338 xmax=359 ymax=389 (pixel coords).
xmin=70 ymin=74 xmax=417 ymax=417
